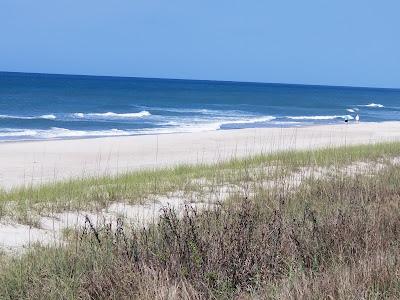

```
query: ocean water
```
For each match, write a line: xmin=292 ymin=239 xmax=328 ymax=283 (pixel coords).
xmin=0 ymin=72 xmax=400 ymax=141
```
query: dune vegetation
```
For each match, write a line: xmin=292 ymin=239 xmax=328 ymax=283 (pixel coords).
xmin=1 ymin=142 xmax=400 ymax=299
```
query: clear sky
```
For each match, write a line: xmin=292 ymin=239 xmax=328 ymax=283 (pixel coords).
xmin=1 ymin=0 xmax=399 ymax=88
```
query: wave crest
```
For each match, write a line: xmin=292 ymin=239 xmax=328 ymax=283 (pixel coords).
xmin=0 ymin=114 xmax=56 ymax=120
xmin=73 ymin=111 xmax=151 ymax=119
xmin=359 ymin=103 xmax=384 ymax=108
xmin=40 ymin=114 xmax=57 ymax=120
xmin=220 ymin=116 xmax=276 ymax=125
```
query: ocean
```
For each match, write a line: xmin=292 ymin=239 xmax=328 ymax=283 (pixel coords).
xmin=1 ymin=72 xmax=399 ymax=141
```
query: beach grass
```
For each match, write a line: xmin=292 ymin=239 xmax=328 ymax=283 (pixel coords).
xmin=1 ymin=141 xmax=400 ymax=224
xmin=1 ymin=142 xmax=400 ymax=298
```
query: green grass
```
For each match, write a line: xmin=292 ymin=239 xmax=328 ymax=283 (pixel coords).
xmin=1 ymin=141 xmax=400 ymax=225
xmin=1 ymin=142 xmax=400 ymax=299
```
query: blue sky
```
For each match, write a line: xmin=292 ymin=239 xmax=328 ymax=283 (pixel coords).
xmin=1 ymin=0 xmax=399 ymax=88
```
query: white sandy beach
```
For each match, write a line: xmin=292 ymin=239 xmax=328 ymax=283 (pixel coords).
xmin=1 ymin=121 xmax=400 ymax=190
xmin=1 ymin=121 xmax=400 ymax=253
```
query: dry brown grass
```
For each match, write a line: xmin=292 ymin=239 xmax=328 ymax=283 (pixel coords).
xmin=2 ymin=164 xmax=400 ymax=299
xmin=2 ymin=141 xmax=400 ymax=299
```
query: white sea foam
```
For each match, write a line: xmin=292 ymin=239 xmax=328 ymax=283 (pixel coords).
xmin=158 ymin=115 xmax=276 ymax=133
xmin=287 ymin=115 xmax=354 ymax=120
xmin=0 ymin=127 xmax=134 ymax=140
xmin=137 ymin=106 xmax=251 ymax=117
xmin=158 ymin=115 xmax=275 ymax=130
xmin=43 ymin=128 xmax=132 ymax=138
xmin=359 ymin=103 xmax=384 ymax=108
xmin=0 ymin=114 xmax=56 ymax=120
xmin=138 ymin=107 xmax=218 ymax=114
xmin=0 ymin=113 xmax=350 ymax=141
xmin=73 ymin=113 xmax=85 ymax=118
xmin=221 ymin=116 xmax=276 ymax=125
xmin=347 ymin=109 xmax=355 ymax=113
xmin=0 ymin=115 xmax=273 ymax=140
xmin=72 ymin=111 xmax=151 ymax=119
xmin=0 ymin=129 xmax=39 ymax=137
xmin=39 ymin=114 xmax=57 ymax=120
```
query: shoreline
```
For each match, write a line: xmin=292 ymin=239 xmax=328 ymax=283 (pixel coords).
xmin=0 ymin=120 xmax=385 ymax=145
xmin=0 ymin=121 xmax=383 ymax=145
xmin=0 ymin=122 xmax=332 ymax=145
xmin=2 ymin=121 xmax=400 ymax=190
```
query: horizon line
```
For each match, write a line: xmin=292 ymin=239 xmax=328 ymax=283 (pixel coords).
xmin=1 ymin=70 xmax=399 ymax=91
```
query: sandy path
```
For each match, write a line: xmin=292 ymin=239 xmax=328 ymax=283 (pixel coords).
xmin=1 ymin=122 xmax=400 ymax=190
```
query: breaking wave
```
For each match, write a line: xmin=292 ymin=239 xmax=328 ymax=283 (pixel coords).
xmin=0 ymin=127 xmax=133 ymax=140
xmin=358 ymin=103 xmax=384 ymax=108
xmin=0 ymin=115 xmax=277 ymax=140
xmin=0 ymin=114 xmax=56 ymax=120
xmin=72 ymin=111 xmax=151 ymax=119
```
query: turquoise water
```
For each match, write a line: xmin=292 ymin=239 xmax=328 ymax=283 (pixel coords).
xmin=0 ymin=72 xmax=399 ymax=141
